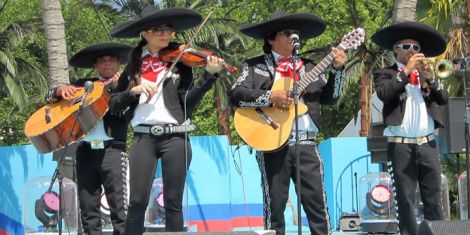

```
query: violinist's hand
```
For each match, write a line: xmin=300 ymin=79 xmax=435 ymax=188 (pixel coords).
xmin=205 ymin=55 xmax=224 ymax=75
xmin=332 ymin=47 xmax=347 ymax=70
xmin=56 ymin=85 xmax=80 ymax=99
xmin=130 ymin=83 xmax=157 ymax=98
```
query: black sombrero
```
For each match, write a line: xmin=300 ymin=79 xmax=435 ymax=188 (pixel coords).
xmin=371 ymin=21 xmax=446 ymax=57
xmin=69 ymin=43 xmax=133 ymax=68
xmin=239 ymin=11 xmax=326 ymax=40
xmin=109 ymin=6 xmax=202 ymax=38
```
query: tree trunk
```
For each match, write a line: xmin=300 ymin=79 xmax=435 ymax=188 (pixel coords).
xmin=392 ymin=0 xmax=418 ymax=23
xmin=214 ymin=87 xmax=232 ymax=143
xmin=359 ymin=54 xmax=372 ymax=137
xmin=42 ymin=0 xmax=69 ymax=86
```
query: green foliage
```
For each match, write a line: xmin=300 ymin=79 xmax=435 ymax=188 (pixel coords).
xmin=0 ymin=97 xmax=30 ymax=146
xmin=0 ymin=0 xmax=48 ymax=111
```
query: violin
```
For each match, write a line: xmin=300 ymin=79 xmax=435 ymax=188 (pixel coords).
xmin=159 ymin=44 xmax=237 ymax=74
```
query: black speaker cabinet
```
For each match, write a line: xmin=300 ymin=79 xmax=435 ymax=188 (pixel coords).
xmin=367 ymin=122 xmax=388 ymax=163
xmin=439 ymin=97 xmax=468 ymax=154
xmin=418 ymin=219 xmax=470 ymax=235
xmin=52 ymin=142 xmax=80 ymax=180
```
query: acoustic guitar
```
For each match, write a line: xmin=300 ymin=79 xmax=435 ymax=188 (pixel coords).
xmin=234 ymin=28 xmax=365 ymax=152
xmin=24 ymin=81 xmax=109 ymax=154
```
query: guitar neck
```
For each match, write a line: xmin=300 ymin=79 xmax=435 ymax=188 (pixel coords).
xmin=298 ymin=44 xmax=345 ymax=93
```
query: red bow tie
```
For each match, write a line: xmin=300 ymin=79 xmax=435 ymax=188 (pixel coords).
xmin=276 ymin=57 xmax=303 ymax=81
xmin=399 ymin=67 xmax=420 ymax=85
xmin=409 ymin=69 xmax=420 ymax=85
xmin=141 ymin=56 xmax=166 ymax=82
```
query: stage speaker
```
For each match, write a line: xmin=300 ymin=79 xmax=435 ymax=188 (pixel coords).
xmin=367 ymin=122 xmax=388 ymax=164
xmin=418 ymin=219 xmax=470 ymax=235
xmin=143 ymin=231 xmax=275 ymax=235
xmin=439 ymin=97 xmax=467 ymax=154
xmin=52 ymin=142 xmax=80 ymax=181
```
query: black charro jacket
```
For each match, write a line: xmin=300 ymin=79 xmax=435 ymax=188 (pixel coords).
xmin=107 ymin=62 xmax=217 ymax=126
xmin=228 ymin=53 xmax=345 ymax=130
xmin=373 ymin=64 xmax=448 ymax=129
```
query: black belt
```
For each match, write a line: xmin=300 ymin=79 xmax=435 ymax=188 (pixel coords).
xmin=80 ymin=139 xmax=126 ymax=150
xmin=287 ymin=131 xmax=317 ymax=143
xmin=134 ymin=124 xmax=196 ymax=137
xmin=387 ymin=133 xmax=435 ymax=145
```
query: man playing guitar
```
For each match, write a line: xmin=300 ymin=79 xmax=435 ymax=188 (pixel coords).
xmin=229 ymin=11 xmax=347 ymax=235
xmin=45 ymin=42 xmax=132 ymax=235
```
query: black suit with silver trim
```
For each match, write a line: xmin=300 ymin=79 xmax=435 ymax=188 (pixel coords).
xmin=46 ymin=78 xmax=129 ymax=235
xmin=374 ymin=64 xmax=447 ymax=235
xmin=229 ymin=53 xmax=345 ymax=235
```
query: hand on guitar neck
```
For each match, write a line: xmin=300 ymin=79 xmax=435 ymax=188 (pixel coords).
xmin=331 ymin=47 xmax=347 ymax=70
xmin=270 ymin=90 xmax=293 ymax=110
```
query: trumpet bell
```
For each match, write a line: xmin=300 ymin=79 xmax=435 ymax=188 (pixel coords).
xmin=435 ymin=59 xmax=454 ymax=78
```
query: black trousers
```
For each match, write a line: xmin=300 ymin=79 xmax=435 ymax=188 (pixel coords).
xmin=76 ymin=140 xmax=128 ymax=235
xmin=124 ymin=133 xmax=191 ymax=235
xmin=259 ymin=142 xmax=330 ymax=235
xmin=387 ymin=140 xmax=444 ymax=235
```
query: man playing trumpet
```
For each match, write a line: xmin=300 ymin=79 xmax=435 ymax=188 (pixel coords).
xmin=371 ymin=22 xmax=448 ymax=235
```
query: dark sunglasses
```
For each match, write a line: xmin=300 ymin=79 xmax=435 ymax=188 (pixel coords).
xmin=148 ymin=26 xmax=173 ymax=35
xmin=279 ymin=30 xmax=299 ymax=37
xmin=395 ymin=43 xmax=421 ymax=52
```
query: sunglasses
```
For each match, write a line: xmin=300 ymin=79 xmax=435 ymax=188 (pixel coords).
xmin=147 ymin=26 xmax=173 ymax=35
xmin=395 ymin=43 xmax=421 ymax=52
xmin=279 ymin=30 xmax=300 ymax=37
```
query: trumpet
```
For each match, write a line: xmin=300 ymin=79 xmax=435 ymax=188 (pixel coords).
xmin=419 ymin=58 xmax=454 ymax=79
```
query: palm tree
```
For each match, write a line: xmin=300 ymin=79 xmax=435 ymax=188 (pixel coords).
xmin=0 ymin=0 xmax=48 ymax=111
xmin=419 ymin=0 xmax=469 ymax=96
xmin=392 ymin=0 xmax=418 ymax=22
xmin=42 ymin=0 xmax=70 ymax=86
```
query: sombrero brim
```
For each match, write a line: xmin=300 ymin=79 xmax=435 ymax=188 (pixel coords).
xmin=239 ymin=13 xmax=326 ymax=39
xmin=110 ymin=8 xmax=202 ymax=38
xmin=69 ymin=43 xmax=133 ymax=68
xmin=371 ymin=21 xmax=446 ymax=57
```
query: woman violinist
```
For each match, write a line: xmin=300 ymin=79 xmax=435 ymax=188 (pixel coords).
xmin=108 ymin=6 xmax=224 ymax=234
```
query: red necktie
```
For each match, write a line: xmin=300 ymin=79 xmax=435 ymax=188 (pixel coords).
xmin=408 ymin=69 xmax=420 ymax=85
xmin=141 ymin=56 xmax=166 ymax=82
xmin=276 ymin=57 xmax=304 ymax=81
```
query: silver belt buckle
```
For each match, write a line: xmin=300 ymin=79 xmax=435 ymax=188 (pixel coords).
xmin=150 ymin=125 xmax=165 ymax=136
xmin=417 ymin=136 xmax=426 ymax=145
xmin=90 ymin=140 xmax=104 ymax=149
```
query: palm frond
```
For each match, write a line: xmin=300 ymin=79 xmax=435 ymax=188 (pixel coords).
xmin=0 ymin=50 xmax=16 ymax=77
xmin=2 ymin=72 xmax=28 ymax=110
xmin=15 ymin=58 xmax=48 ymax=101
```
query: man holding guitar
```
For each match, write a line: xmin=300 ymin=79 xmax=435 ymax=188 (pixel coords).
xmin=45 ymin=43 xmax=132 ymax=235
xmin=229 ymin=11 xmax=348 ymax=235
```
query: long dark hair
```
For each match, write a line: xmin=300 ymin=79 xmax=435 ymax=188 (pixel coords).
xmin=262 ymin=32 xmax=277 ymax=54
xmin=128 ymin=38 xmax=147 ymax=84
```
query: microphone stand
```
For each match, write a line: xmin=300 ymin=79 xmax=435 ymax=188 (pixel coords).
xmin=291 ymin=46 xmax=302 ymax=235
xmin=46 ymin=83 xmax=93 ymax=234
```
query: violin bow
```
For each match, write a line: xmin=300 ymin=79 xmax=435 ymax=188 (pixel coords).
xmin=145 ymin=8 xmax=215 ymax=104
xmin=161 ymin=8 xmax=215 ymax=80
